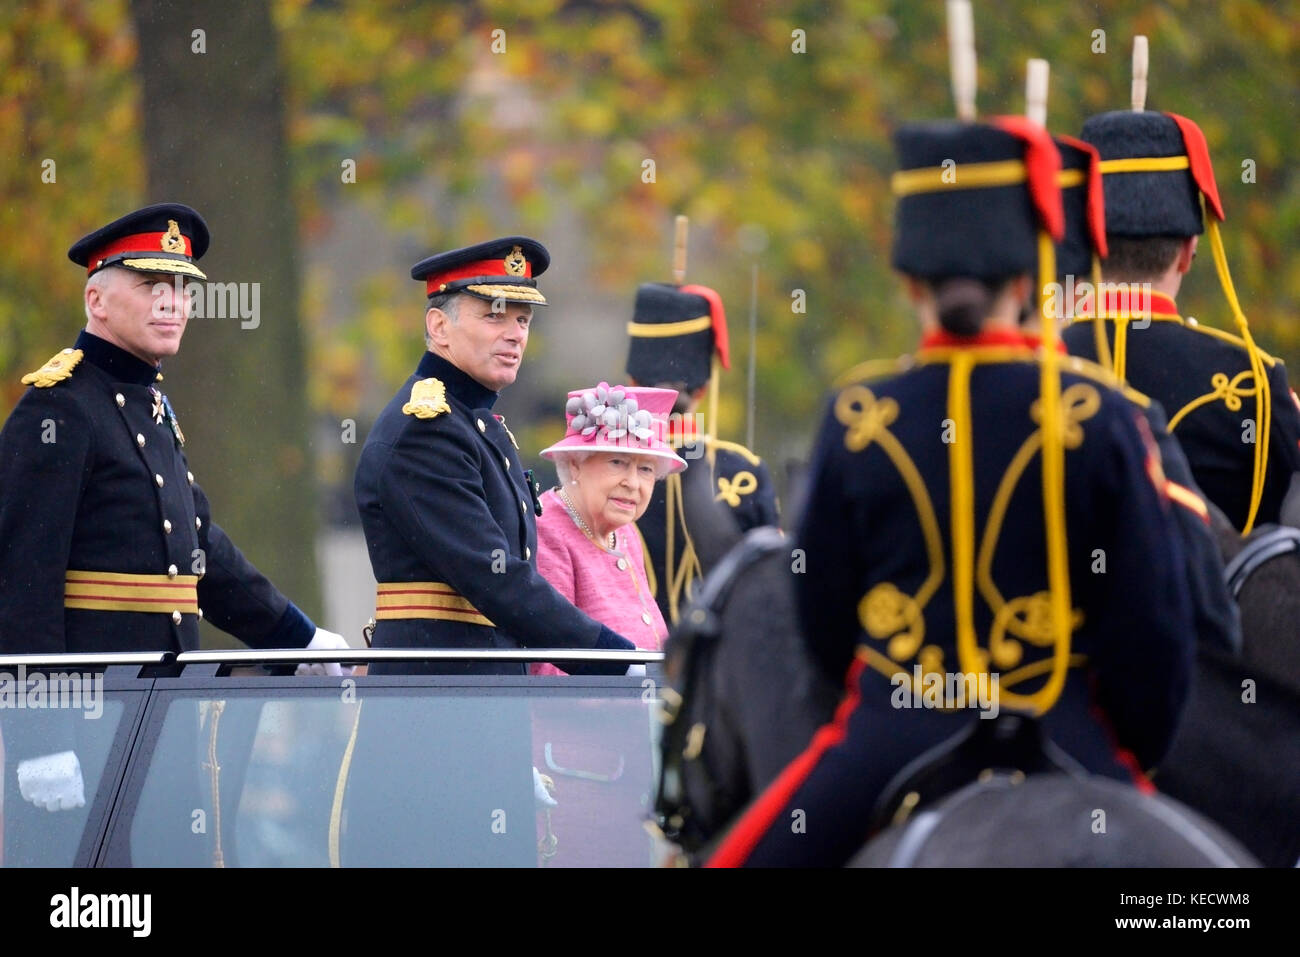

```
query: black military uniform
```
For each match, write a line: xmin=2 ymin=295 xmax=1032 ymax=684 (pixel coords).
xmin=0 ymin=205 xmax=316 ymax=865
xmin=0 ymin=205 xmax=316 ymax=655
xmin=626 ymin=282 xmax=780 ymax=624
xmin=1061 ymin=110 xmax=1300 ymax=534
xmin=353 ymin=238 xmax=635 ymax=675
xmin=709 ymin=117 xmax=1195 ymax=867
xmin=1044 ymin=134 xmax=1240 ymax=653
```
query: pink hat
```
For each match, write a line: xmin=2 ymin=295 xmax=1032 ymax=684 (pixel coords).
xmin=540 ymin=382 xmax=687 ymax=475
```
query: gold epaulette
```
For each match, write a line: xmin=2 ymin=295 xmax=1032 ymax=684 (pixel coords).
xmin=21 ymin=348 xmax=83 ymax=388
xmin=402 ymin=377 xmax=450 ymax=419
xmin=832 ymin=355 xmax=913 ymax=390
xmin=1061 ymin=355 xmax=1151 ymax=408
xmin=707 ymin=437 xmax=762 ymax=467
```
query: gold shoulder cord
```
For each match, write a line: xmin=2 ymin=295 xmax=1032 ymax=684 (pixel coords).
xmin=1204 ymin=198 xmax=1270 ymax=534
xmin=664 ymin=471 xmax=702 ymax=625
xmin=1090 ymin=258 xmax=1114 ymax=373
xmin=952 ymin=233 xmax=1074 ymax=716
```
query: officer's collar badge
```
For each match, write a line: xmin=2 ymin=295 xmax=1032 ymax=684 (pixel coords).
xmin=403 ymin=377 xmax=451 ymax=419
xmin=22 ymin=348 xmax=83 ymax=388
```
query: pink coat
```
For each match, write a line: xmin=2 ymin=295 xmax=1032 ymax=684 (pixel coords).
xmin=530 ymin=488 xmax=667 ymax=675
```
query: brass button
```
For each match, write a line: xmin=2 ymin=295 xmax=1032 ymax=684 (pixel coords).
xmin=187 ymin=471 xmax=194 ymax=484
xmin=172 ymin=610 xmax=182 ymax=625
xmin=163 ymin=519 xmax=173 ymax=534
xmin=641 ymin=612 xmax=654 ymax=626
xmin=521 ymin=499 xmax=527 ymax=513
xmin=115 ymin=393 xmax=125 ymax=407
xmin=617 ymin=558 xmax=628 ymax=570
xmin=136 ymin=433 xmax=146 ymax=447
xmin=476 ymin=419 xmax=486 ymax=433
xmin=525 ymin=546 xmax=531 ymax=559
xmin=503 ymin=455 xmax=510 ymax=469
xmin=155 ymin=474 xmax=164 ymax=487
xmin=195 ymin=516 xmax=202 ymax=530
xmin=167 ymin=564 xmax=178 ymax=579
xmin=198 ymin=607 xmax=203 ymax=621
xmin=1186 ymin=316 xmax=1198 ymax=326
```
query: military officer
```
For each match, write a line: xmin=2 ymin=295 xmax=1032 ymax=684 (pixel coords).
xmin=625 ymin=281 xmax=780 ymax=624
xmin=1060 ymin=109 xmax=1300 ymax=534
xmin=0 ymin=203 xmax=347 ymax=851
xmin=353 ymin=237 xmax=637 ymax=675
xmin=708 ymin=116 xmax=1195 ymax=867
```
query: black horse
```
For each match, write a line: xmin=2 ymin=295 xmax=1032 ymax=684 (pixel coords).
xmin=655 ymin=459 xmax=1260 ymax=866
xmin=1155 ymin=518 xmax=1300 ymax=867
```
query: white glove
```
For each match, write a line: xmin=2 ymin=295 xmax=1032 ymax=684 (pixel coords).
xmin=17 ymin=750 xmax=85 ymax=812
xmin=296 ymin=628 xmax=353 ymax=677
xmin=625 ymin=663 xmax=647 ymax=677
xmin=533 ymin=766 xmax=558 ymax=808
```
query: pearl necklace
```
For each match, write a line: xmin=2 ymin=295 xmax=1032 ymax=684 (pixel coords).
xmin=558 ymin=487 xmax=616 ymax=550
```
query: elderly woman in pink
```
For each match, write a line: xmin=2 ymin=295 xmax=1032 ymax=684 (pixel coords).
xmin=530 ymin=382 xmax=686 ymax=675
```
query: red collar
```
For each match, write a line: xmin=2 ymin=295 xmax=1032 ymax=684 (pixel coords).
xmin=1019 ymin=333 xmax=1069 ymax=353
xmin=1080 ymin=286 xmax=1179 ymax=319
xmin=919 ymin=328 xmax=1028 ymax=350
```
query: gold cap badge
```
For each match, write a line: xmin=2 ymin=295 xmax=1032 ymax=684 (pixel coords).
xmin=161 ymin=219 xmax=186 ymax=254
xmin=504 ymin=245 xmax=527 ymax=276
xmin=402 ymin=377 xmax=451 ymax=420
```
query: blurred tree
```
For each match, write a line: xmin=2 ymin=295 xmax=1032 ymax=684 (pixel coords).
xmin=130 ymin=0 xmax=319 ymax=641
xmin=0 ymin=0 xmax=142 ymax=408
xmin=4 ymin=0 xmax=1297 ymax=513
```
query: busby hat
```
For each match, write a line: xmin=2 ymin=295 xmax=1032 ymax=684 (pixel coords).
xmin=891 ymin=116 xmax=1064 ymax=280
xmin=625 ymin=282 xmax=730 ymax=393
xmin=1053 ymin=135 xmax=1107 ymax=280
xmin=1080 ymin=110 xmax=1224 ymax=238
xmin=411 ymin=236 xmax=550 ymax=306
xmin=68 ymin=203 xmax=210 ymax=280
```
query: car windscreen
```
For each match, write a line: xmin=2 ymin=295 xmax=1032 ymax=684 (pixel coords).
xmin=116 ymin=680 xmax=665 ymax=867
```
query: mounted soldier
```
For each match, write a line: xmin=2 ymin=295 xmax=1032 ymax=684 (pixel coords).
xmin=706 ymin=8 xmax=1196 ymax=866
xmin=625 ymin=219 xmax=780 ymax=625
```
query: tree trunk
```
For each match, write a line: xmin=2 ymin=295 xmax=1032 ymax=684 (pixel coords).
xmin=129 ymin=0 xmax=320 ymax=644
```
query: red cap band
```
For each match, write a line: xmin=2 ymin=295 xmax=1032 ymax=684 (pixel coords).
xmin=89 ymin=231 xmax=193 ymax=274
xmin=424 ymin=257 xmax=533 ymax=296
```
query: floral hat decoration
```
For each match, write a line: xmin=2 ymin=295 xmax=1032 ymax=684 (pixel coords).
xmin=540 ymin=382 xmax=687 ymax=474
